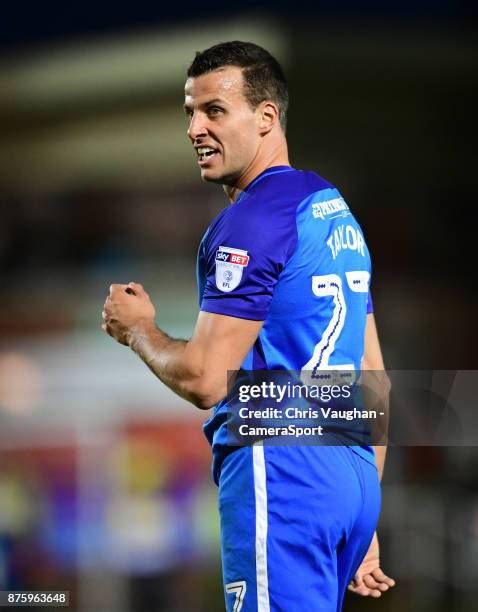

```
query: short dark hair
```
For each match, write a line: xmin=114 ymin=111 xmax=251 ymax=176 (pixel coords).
xmin=187 ymin=41 xmax=289 ymax=131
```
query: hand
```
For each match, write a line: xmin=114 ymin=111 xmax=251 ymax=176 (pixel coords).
xmin=347 ymin=532 xmax=395 ymax=598
xmin=102 ymin=282 xmax=156 ymax=346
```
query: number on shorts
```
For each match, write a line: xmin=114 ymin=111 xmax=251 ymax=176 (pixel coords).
xmin=226 ymin=580 xmax=247 ymax=612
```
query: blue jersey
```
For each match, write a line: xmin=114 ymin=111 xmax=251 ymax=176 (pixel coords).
xmin=197 ymin=166 xmax=374 ymax=483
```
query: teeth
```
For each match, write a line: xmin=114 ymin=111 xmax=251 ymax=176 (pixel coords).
xmin=197 ymin=147 xmax=216 ymax=155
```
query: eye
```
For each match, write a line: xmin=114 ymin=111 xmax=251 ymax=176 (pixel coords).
xmin=207 ymin=106 xmax=223 ymax=117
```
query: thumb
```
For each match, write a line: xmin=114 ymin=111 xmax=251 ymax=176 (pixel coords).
xmin=351 ymin=572 xmax=363 ymax=587
xmin=126 ymin=281 xmax=143 ymax=296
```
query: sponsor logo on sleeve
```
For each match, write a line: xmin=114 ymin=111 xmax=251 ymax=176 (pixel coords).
xmin=215 ymin=246 xmax=249 ymax=292
xmin=312 ymin=197 xmax=350 ymax=220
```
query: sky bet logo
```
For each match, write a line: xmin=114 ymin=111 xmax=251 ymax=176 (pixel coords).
xmin=215 ymin=246 xmax=249 ymax=292
xmin=215 ymin=247 xmax=249 ymax=267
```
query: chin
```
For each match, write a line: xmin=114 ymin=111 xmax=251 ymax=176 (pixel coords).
xmin=199 ymin=160 xmax=241 ymax=186
xmin=200 ymin=168 xmax=226 ymax=184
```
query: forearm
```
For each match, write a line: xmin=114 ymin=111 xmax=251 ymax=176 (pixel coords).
xmin=103 ymin=284 xmax=262 ymax=410
xmin=127 ymin=319 xmax=207 ymax=408
xmin=373 ymin=445 xmax=387 ymax=481
xmin=361 ymin=312 xmax=390 ymax=483
xmin=371 ymin=374 xmax=390 ymax=482
xmin=361 ymin=369 xmax=390 ymax=481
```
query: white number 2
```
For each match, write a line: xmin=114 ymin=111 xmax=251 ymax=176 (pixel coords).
xmin=301 ymin=271 xmax=369 ymax=377
xmin=225 ymin=581 xmax=247 ymax=612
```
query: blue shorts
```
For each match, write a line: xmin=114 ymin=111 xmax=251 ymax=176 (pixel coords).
xmin=218 ymin=444 xmax=381 ymax=612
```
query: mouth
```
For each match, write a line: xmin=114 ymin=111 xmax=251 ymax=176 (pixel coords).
xmin=196 ymin=146 xmax=220 ymax=167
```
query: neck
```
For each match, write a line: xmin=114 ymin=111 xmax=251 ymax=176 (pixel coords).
xmin=223 ymin=140 xmax=290 ymax=203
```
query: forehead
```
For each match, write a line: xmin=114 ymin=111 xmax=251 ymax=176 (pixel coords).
xmin=184 ymin=66 xmax=246 ymax=105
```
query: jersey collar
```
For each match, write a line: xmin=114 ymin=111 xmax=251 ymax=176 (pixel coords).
xmin=235 ymin=166 xmax=295 ymax=203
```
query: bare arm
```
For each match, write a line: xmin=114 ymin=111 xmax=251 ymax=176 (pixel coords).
xmin=347 ymin=312 xmax=395 ymax=598
xmin=362 ymin=312 xmax=391 ymax=480
xmin=102 ymin=282 xmax=263 ymax=409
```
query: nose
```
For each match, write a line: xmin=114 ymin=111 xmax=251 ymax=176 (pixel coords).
xmin=187 ymin=112 xmax=208 ymax=142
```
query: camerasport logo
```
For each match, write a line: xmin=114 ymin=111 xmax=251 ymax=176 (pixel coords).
xmin=215 ymin=246 xmax=249 ymax=292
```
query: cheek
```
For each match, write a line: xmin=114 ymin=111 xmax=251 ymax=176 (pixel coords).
xmin=225 ymin=123 xmax=257 ymax=157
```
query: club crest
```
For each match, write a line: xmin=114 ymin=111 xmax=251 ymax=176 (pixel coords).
xmin=215 ymin=246 xmax=249 ymax=292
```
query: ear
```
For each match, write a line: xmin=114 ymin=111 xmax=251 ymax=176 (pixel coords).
xmin=257 ymin=101 xmax=279 ymax=134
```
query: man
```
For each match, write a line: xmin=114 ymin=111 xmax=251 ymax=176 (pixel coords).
xmin=102 ymin=41 xmax=395 ymax=611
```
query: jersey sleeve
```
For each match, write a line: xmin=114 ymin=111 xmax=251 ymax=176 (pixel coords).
xmin=200 ymin=204 xmax=298 ymax=321
xmin=366 ymin=289 xmax=374 ymax=314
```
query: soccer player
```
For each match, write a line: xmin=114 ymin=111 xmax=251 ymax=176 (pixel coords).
xmin=102 ymin=41 xmax=395 ymax=611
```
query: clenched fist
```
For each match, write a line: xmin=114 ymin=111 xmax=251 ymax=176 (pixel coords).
xmin=102 ymin=282 xmax=156 ymax=346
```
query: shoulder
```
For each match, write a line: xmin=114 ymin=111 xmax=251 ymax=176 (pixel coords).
xmin=231 ymin=168 xmax=335 ymax=222
xmin=249 ymin=167 xmax=335 ymax=206
xmin=202 ymin=168 xmax=337 ymax=256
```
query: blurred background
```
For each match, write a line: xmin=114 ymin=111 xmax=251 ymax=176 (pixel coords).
xmin=1 ymin=1 xmax=477 ymax=610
